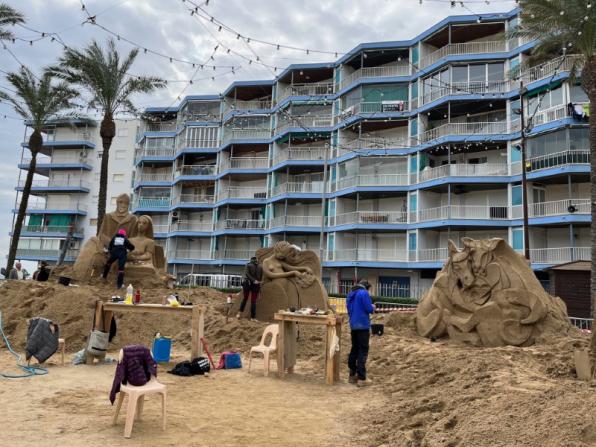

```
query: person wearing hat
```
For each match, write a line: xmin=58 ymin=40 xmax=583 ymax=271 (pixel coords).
xmin=237 ymin=256 xmax=262 ymax=321
xmin=346 ymin=279 xmax=375 ymax=386
xmin=35 ymin=261 xmax=51 ymax=282
xmin=102 ymin=228 xmax=135 ymax=288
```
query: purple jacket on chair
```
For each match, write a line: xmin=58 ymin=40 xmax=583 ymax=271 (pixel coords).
xmin=109 ymin=345 xmax=157 ymax=404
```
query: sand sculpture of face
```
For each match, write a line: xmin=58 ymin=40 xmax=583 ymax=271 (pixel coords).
xmin=115 ymin=194 xmax=130 ymax=215
xmin=273 ymin=241 xmax=293 ymax=261
xmin=448 ymin=240 xmax=475 ymax=289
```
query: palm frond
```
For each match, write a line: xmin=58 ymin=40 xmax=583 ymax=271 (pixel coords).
xmin=0 ymin=3 xmax=24 ymax=40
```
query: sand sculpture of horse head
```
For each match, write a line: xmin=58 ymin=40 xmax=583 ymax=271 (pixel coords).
xmin=416 ymin=237 xmax=570 ymax=347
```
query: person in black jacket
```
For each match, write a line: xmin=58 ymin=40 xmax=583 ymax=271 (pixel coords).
xmin=36 ymin=261 xmax=51 ymax=282
xmin=102 ymin=229 xmax=135 ymax=288
xmin=237 ymin=256 xmax=262 ymax=321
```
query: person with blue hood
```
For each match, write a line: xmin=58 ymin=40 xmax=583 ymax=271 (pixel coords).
xmin=346 ymin=279 xmax=375 ymax=386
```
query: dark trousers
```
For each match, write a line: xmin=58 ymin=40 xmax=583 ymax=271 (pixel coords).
xmin=240 ymin=284 xmax=260 ymax=318
xmin=102 ymin=252 xmax=127 ymax=288
xmin=348 ymin=329 xmax=370 ymax=380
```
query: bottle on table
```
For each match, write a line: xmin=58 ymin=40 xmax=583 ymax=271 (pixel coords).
xmin=125 ymin=284 xmax=134 ymax=305
xmin=134 ymin=288 xmax=142 ymax=304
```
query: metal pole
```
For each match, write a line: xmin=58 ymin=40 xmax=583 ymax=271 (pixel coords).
xmin=318 ymin=143 xmax=329 ymax=275
xmin=519 ymin=81 xmax=530 ymax=260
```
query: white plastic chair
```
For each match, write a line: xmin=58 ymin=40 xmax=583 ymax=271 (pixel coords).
xmin=112 ymin=349 xmax=167 ymax=438
xmin=248 ymin=324 xmax=279 ymax=376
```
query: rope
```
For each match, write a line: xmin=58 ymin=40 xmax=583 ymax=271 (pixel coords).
xmin=0 ymin=311 xmax=48 ymax=379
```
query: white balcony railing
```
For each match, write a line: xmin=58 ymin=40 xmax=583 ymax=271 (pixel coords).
xmin=176 ymin=138 xmax=220 ymax=150
xmin=216 ymin=219 xmax=266 ymax=230
xmin=15 ymin=248 xmax=79 ymax=259
xmin=133 ymin=197 xmax=171 ymax=208
xmin=529 ymin=247 xmax=590 ymax=264
xmin=526 ymin=150 xmax=589 ymax=171
xmin=340 ymin=64 xmax=410 ymax=90
xmin=421 ymin=80 xmax=511 ymax=106
xmin=418 ymin=162 xmax=509 ymax=183
xmin=217 ymin=187 xmax=267 ymax=200
xmin=168 ymin=249 xmax=212 ymax=260
xmin=220 ymin=157 xmax=269 ymax=171
xmin=20 ymin=198 xmax=88 ymax=212
xmin=529 ymin=103 xmax=568 ymax=127
xmin=275 ymin=115 xmax=333 ymax=133
xmin=269 ymin=215 xmax=322 ymax=228
xmin=134 ymin=173 xmax=172 ymax=184
xmin=23 ymin=225 xmax=81 ymax=234
xmin=329 ymin=249 xmax=408 ymax=262
xmin=420 ymin=121 xmax=508 ymax=143
xmin=278 ymin=82 xmax=334 ymax=101
xmin=338 ymin=100 xmax=409 ymax=122
xmin=214 ymin=249 xmax=256 ymax=260
xmin=222 ymin=129 xmax=270 ymax=143
xmin=515 ymin=55 xmax=584 ymax=84
xmin=510 ymin=199 xmax=591 ymax=219
xmin=419 ymin=40 xmax=507 ymax=69
xmin=153 ymin=224 xmax=169 ymax=234
xmin=415 ymin=205 xmax=509 ymax=222
xmin=224 ymin=99 xmax=272 ymax=115
xmin=20 ymin=177 xmax=90 ymax=189
xmin=330 ymin=211 xmax=408 ymax=226
xmin=134 ymin=148 xmax=175 ymax=161
xmin=340 ymin=136 xmax=410 ymax=153
xmin=416 ymin=248 xmax=449 ymax=262
xmin=171 ymin=194 xmax=215 ymax=205
xmin=273 ymin=146 xmax=328 ymax=164
xmin=175 ymin=165 xmax=217 ymax=177
xmin=141 ymin=121 xmax=178 ymax=133
xmin=170 ymin=221 xmax=213 ymax=232
xmin=271 ymin=181 xmax=324 ymax=196
xmin=334 ymin=173 xmax=409 ymax=191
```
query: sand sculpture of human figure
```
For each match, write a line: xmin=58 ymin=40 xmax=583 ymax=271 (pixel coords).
xmin=72 ymin=194 xmax=138 ymax=280
xmin=416 ymin=237 xmax=570 ymax=347
xmin=235 ymin=241 xmax=328 ymax=321
xmin=127 ymin=215 xmax=157 ymax=270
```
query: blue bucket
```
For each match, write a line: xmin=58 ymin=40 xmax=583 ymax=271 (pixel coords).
xmin=152 ymin=337 xmax=172 ymax=363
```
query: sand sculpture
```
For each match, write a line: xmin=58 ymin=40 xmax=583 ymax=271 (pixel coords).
xmin=71 ymin=196 xmax=170 ymax=286
xmin=416 ymin=237 xmax=570 ymax=347
xmin=233 ymin=241 xmax=329 ymax=321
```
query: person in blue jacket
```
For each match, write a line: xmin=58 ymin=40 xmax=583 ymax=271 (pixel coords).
xmin=346 ymin=279 xmax=375 ymax=386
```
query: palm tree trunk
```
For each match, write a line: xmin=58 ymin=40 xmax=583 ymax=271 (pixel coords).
xmin=6 ymin=130 xmax=42 ymax=273
xmin=96 ymin=113 xmax=116 ymax=233
xmin=584 ymin=57 xmax=596 ymax=359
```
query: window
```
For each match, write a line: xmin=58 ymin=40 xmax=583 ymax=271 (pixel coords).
xmin=117 ymin=128 xmax=129 ymax=137
xmin=571 ymin=84 xmax=589 ymax=103
xmin=451 ymin=66 xmax=468 ymax=83
xmin=512 ymin=229 xmax=523 ymax=250
xmin=511 ymin=185 xmax=522 ymax=206
xmin=469 ymin=64 xmax=485 ymax=83
xmin=112 ymin=174 xmax=124 ymax=182
xmin=487 ymin=63 xmax=504 ymax=82
xmin=408 ymin=233 xmax=417 ymax=251
xmin=115 ymin=150 xmax=126 ymax=160
xmin=89 ymin=218 xmax=98 ymax=226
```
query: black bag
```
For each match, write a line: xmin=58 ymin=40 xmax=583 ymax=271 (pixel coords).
xmin=168 ymin=361 xmax=193 ymax=376
xmin=190 ymin=357 xmax=211 ymax=375
xmin=371 ymin=324 xmax=384 ymax=336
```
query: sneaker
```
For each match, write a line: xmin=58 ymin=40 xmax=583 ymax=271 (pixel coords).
xmin=357 ymin=378 xmax=372 ymax=387
xmin=348 ymin=375 xmax=358 ymax=384
xmin=250 ymin=318 xmax=259 ymax=322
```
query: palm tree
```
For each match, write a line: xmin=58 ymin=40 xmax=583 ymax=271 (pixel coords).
xmin=0 ymin=67 xmax=78 ymax=274
xmin=0 ymin=3 xmax=24 ymax=40
xmin=50 ymin=39 xmax=165 ymax=230
xmin=514 ymin=0 xmax=596 ymax=355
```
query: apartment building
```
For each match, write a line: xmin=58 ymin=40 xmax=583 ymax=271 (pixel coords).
xmin=132 ymin=9 xmax=591 ymax=295
xmin=12 ymin=117 xmax=138 ymax=264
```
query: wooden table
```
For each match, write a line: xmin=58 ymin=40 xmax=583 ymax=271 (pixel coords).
xmin=274 ymin=312 xmax=344 ymax=385
xmin=102 ymin=302 xmax=206 ymax=360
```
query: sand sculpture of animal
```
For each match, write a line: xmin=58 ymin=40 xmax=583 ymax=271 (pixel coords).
xmin=416 ymin=237 xmax=570 ymax=347
xmin=232 ymin=241 xmax=328 ymax=321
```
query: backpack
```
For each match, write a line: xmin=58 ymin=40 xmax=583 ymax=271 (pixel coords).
xmin=168 ymin=361 xmax=193 ymax=376
xmin=190 ymin=357 xmax=210 ymax=375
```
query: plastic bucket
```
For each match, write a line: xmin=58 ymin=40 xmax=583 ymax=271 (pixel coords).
xmin=152 ymin=337 xmax=172 ymax=363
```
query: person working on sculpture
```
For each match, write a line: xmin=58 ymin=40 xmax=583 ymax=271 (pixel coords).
xmin=237 ymin=256 xmax=263 ymax=321
xmin=347 ymin=280 xmax=375 ymax=387
xmin=102 ymin=229 xmax=135 ymax=288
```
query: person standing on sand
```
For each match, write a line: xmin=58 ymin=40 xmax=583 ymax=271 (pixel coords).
xmin=102 ymin=229 xmax=135 ymax=289
xmin=8 ymin=261 xmax=29 ymax=280
xmin=347 ymin=280 xmax=375 ymax=387
xmin=237 ymin=256 xmax=262 ymax=321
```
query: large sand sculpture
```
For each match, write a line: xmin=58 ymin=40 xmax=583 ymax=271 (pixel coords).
xmin=233 ymin=241 xmax=329 ymax=321
xmin=70 ymin=194 xmax=170 ymax=286
xmin=416 ymin=238 xmax=570 ymax=347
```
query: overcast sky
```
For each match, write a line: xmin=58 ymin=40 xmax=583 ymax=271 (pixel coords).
xmin=0 ymin=0 xmax=517 ymax=269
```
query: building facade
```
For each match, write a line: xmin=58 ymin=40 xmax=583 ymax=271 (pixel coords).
xmin=12 ymin=117 xmax=138 ymax=264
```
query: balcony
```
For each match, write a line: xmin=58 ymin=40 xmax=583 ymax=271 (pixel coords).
xmin=153 ymin=224 xmax=169 ymax=235
xmin=419 ymin=40 xmax=507 ymax=69
xmin=338 ymin=137 xmax=410 ymax=155
xmin=140 ymin=121 xmax=177 ymax=133
xmin=268 ymin=215 xmax=322 ymax=228
xmin=168 ymin=249 xmax=212 ymax=260
xmin=275 ymin=115 xmax=333 ymax=134
xmin=330 ymin=211 xmax=408 ymax=226
xmin=526 ymin=150 xmax=589 ymax=172
xmin=174 ymin=165 xmax=217 ymax=178
xmin=421 ymin=80 xmax=512 ymax=106
xmin=418 ymin=162 xmax=509 ymax=184
xmin=214 ymin=249 xmax=256 ymax=260
xmin=334 ymin=173 xmax=409 ymax=191
xmin=19 ymin=198 xmax=88 ymax=213
xmin=22 ymin=225 xmax=83 ymax=236
xmin=529 ymin=247 xmax=590 ymax=264
xmin=134 ymin=173 xmax=172 ymax=185
xmin=271 ymin=182 xmax=324 ymax=196
xmin=328 ymin=248 xmax=408 ymax=262
xmin=414 ymin=205 xmax=509 ymax=223
xmin=224 ymin=99 xmax=272 ymax=115
xmin=515 ymin=55 xmax=583 ymax=84
xmin=18 ymin=177 xmax=90 ymax=190
xmin=216 ymin=219 xmax=266 ymax=230
xmin=277 ymin=82 xmax=334 ymax=102
xmin=171 ymin=194 xmax=215 ymax=206
xmin=337 ymin=100 xmax=408 ymax=123
xmin=134 ymin=147 xmax=176 ymax=162
xmin=217 ymin=187 xmax=267 ymax=201
xmin=420 ymin=121 xmax=508 ymax=144
xmin=511 ymin=199 xmax=590 ymax=219
xmin=220 ymin=157 xmax=269 ymax=171
xmin=222 ymin=129 xmax=270 ymax=143
xmin=170 ymin=221 xmax=213 ymax=232
xmin=15 ymin=248 xmax=79 ymax=260
xmin=176 ymin=138 xmax=220 ymax=150
xmin=339 ymin=64 xmax=410 ymax=90
xmin=133 ymin=197 xmax=171 ymax=209
xmin=416 ymin=248 xmax=449 ymax=262
xmin=273 ymin=146 xmax=327 ymax=165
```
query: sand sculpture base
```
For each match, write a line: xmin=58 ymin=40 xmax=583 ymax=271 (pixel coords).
xmin=416 ymin=238 xmax=570 ymax=347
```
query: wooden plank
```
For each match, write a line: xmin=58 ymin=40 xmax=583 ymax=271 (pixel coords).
xmin=284 ymin=321 xmax=296 ymax=374
xmin=191 ymin=306 xmax=201 ymax=359
xmin=93 ymin=300 xmax=104 ymax=331
xmin=333 ymin=320 xmax=341 ymax=383
xmin=277 ymin=321 xmax=285 ymax=379
xmin=103 ymin=302 xmax=197 ymax=314
xmin=324 ymin=323 xmax=334 ymax=385
xmin=274 ymin=312 xmax=337 ymax=326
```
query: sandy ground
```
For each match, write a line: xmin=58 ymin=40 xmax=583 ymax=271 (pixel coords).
xmin=0 ymin=350 xmax=372 ymax=447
